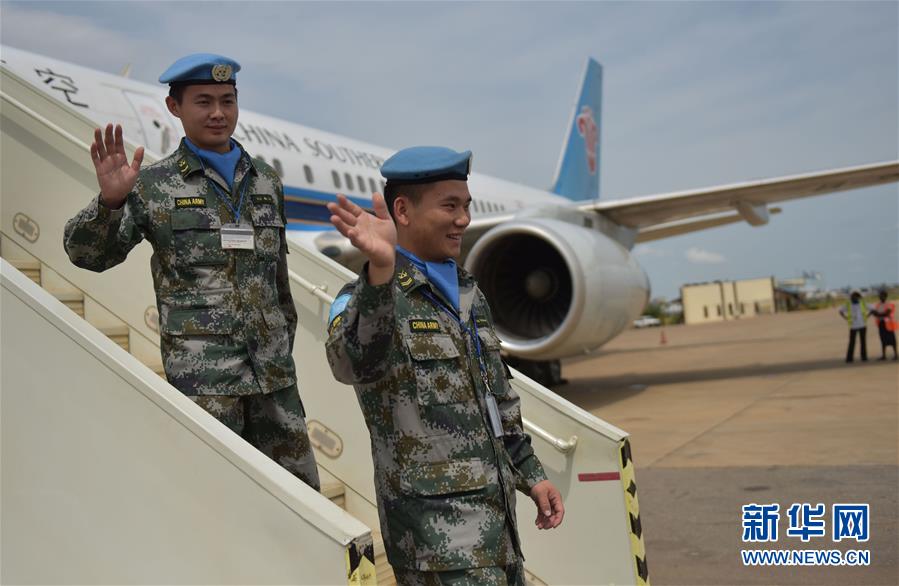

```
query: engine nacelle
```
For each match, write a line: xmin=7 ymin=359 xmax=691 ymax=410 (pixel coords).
xmin=464 ymin=218 xmax=650 ymax=360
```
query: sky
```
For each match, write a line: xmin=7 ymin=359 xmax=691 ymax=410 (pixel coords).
xmin=2 ymin=1 xmax=896 ymax=299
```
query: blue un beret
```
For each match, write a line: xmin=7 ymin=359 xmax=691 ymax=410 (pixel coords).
xmin=159 ymin=53 xmax=241 ymax=85
xmin=381 ymin=146 xmax=472 ymax=184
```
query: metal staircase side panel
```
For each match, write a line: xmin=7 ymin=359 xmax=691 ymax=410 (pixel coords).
xmin=1 ymin=258 xmax=371 ymax=584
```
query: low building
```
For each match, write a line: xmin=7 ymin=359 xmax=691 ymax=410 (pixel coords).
xmin=681 ymin=277 xmax=776 ymax=325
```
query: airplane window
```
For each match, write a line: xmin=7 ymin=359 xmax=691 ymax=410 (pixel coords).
xmin=304 ymin=165 xmax=314 ymax=184
xmin=332 ymin=170 xmax=341 ymax=189
xmin=344 ymin=173 xmax=355 ymax=191
xmin=274 ymin=158 xmax=285 ymax=178
xmin=380 ymin=180 xmax=386 ymax=192
xmin=369 ymin=178 xmax=378 ymax=193
xmin=357 ymin=175 xmax=366 ymax=193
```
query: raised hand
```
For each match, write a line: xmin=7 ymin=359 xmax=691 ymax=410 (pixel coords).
xmin=530 ymin=479 xmax=565 ymax=530
xmin=328 ymin=192 xmax=397 ymax=285
xmin=91 ymin=123 xmax=144 ymax=209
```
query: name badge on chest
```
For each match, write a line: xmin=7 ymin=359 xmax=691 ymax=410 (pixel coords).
xmin=221 ymin=223 xmax=255 ymax=250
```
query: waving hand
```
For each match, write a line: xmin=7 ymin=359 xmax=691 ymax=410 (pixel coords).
xmin=327 ymin=193 xmax=396 ymax=285
xmin=92 ymin=123 xmax=144 ymax=209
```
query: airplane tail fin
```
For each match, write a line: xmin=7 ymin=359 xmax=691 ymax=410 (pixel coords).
xmin=550 ymin=58 xmax=603 ymax=202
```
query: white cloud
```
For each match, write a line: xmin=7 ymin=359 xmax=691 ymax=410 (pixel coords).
xmin=685 ymin=247 xmax=726 ymax=264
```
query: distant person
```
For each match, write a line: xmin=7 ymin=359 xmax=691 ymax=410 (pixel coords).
xmin=839 ymin=290 xmax=868 ymax=363
xmin=325 ymin=146 xmax=564 ymax=585
xmin=63 ymin=54 xmax=319 ymax=491
xmin=869 ymin=290 xmax=897 ymax=361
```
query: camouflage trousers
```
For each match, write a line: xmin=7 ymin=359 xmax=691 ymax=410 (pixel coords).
xmin=392 ymin=558 xmax=525 ymax=586
xmin=190 ymin=384 xmax=320 ymax=491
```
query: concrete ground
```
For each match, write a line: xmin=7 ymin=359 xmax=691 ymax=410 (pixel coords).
xmin=557 ymin=309 xmax=898 ymax=586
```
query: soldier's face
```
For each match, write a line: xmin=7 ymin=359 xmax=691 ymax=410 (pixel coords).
xmin=166 ymin=84 xmax=238 ymax=154
xmin=396 ymin=180 xmax=472 ymax=262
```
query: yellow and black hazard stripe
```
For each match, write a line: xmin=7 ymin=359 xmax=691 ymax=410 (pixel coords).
xmin=345 ymin=535 xmax=376 ymax=585
xmin=619 ymin=437 xmax=649 ymax=585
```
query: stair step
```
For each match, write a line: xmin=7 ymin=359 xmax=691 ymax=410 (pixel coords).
xmin=148 ymin=362 xmax=166 ymax=378
xmin=321 ymin=481 xmax=346 ymax=509
xmin=9 ymin=260 xmax=41 ymax=285
xmin=53 ymin=291 xmax=85 ymax=318
xmin=99 ymin=325 xmax=129 ymax=352
xmin=525 ymin=568 xmax=547 ymax=586
xmin=372 ymin=532 xmax=396 ymax=586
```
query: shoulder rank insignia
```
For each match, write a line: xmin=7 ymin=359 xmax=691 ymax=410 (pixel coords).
xmin=409 ymin=319 xmax=441 ymax=333
xmin=177 ymin=157 xmax=191 ymax=177
xmin=397 ymin=269 xmax=415 ymax=291
xmin=328 ymin=314 xmax=343 ymax=335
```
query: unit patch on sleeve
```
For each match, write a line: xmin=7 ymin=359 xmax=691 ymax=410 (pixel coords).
xmin=409 ymin=319 xmax=441 ymax=333
xmin=175 ymin=196 xmax=206 ymax=208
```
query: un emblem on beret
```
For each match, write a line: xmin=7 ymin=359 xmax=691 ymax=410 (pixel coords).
xmin=211 ymin=64 xmax=232 ymax=82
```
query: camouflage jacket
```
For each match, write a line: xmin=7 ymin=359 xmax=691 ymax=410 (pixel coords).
xmin=325 ymin=257 xmax=547 ymax=571
xmin=64 ymin=138 xmax=297 ymax=396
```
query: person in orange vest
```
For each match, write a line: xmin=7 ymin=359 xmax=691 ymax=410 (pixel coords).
xmin=869 ymin=289 xmax=897 ymax=361
xmin=839 ymin=290 xmax=868 ymax=363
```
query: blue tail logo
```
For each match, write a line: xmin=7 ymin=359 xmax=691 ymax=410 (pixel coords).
xmin=576 ymin=105 xmax=599 ymax=175
xmin=551 ymin=58 xmax=603 ymax=202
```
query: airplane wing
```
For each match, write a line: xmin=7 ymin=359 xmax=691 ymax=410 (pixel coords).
xmin=583 ymin=160 xmax=899 ymax=243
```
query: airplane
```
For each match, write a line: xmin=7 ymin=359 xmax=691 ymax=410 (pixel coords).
xmin=2 ymin=44 xmax=897 ymax=385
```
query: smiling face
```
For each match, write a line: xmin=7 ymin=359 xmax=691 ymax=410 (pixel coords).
xmin=394 ymin=180 xmax=472 ymax=262
xmin=166 ymin=84 xmax=238 ymax=153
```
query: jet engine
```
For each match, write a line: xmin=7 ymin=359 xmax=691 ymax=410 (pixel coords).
xmin=464 ymin=218 xmax=650 ymax=360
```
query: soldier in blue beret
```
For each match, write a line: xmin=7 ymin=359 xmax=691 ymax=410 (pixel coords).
xmin=64 ymin=54 xmax=320 ymax=492
xmin=326 ymin=146 xmax=564 ymax=585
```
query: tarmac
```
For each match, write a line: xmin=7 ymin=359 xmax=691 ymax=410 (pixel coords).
xmin=557 ymin=308 xmax=898 ymax=586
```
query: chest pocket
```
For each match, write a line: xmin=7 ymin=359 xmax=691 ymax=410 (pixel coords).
xmin=171 ymin=208 xmax=227 ymax=266
xmin=250 ymin=202 xmax=284 ymax=258
xmin=477 ymin=327 xmax=512 ymax=397
xmin=405 ymin=333 xmax=470 ymax=405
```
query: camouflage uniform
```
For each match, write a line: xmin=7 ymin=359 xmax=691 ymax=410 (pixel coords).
xmin=326 ymin=256 xmax=547 ymax=580
xmin=64 ymin=138 xmax=319 ymax=490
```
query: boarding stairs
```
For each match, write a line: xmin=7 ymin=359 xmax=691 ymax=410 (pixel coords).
xmin=2 ymin=64 xmax=648 ymax=585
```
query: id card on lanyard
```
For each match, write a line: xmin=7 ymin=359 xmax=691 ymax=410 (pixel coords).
xmin=422 ymin=290 xmax=505 ymax=438
xmin=221 ymin=224 xmax=255 ymax=249
xmin=198 ymin=156 xmax=254 ymax=251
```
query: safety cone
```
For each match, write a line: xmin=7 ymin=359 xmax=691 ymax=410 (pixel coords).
xmin=659 ymin=329 xmax=667 ymax=345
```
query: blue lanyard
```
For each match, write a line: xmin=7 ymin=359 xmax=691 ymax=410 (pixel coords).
xmin=196 ymin=156 xmax=250 ymax=223
xmin=420 ymin=290 xmax=493 ymax=394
